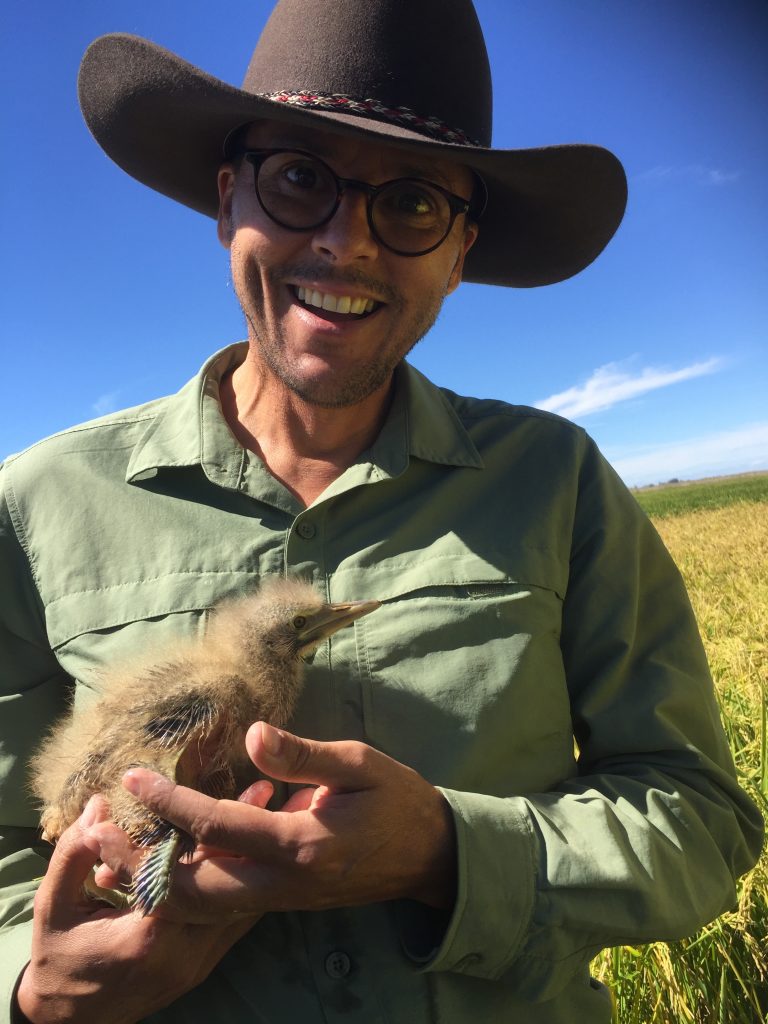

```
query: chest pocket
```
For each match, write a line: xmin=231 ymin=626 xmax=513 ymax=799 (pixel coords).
xmin=344 ymin=551 xmax=575 ymax=796
xmin=45 ymin=570 xmax=257 ymax=703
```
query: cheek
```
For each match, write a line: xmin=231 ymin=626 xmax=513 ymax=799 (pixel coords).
xmin=230 ymin=186 xmax=255 ymax=229
xmin=229 ymin=228 xmax=269 ymax=278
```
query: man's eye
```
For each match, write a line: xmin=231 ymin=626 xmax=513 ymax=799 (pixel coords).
xmin=284 ymin=164 xmax=319 ymax=189
xmin=394 ymin=190 xmax=433 ymax=215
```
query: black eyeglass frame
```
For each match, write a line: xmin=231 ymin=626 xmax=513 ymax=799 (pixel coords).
xmin=239 ymin=148 xmax=483 ymax=257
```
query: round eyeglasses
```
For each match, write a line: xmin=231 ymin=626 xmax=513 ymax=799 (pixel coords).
xmin=239 ymin=149 xmax=478 ymax=257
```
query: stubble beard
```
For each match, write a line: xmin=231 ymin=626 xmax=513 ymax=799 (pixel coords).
xmin=231 ymin=249 xmax=446 ymax=409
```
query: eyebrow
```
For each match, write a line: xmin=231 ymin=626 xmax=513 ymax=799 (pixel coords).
xmin=249 ymin=132 xmax=460 ymax=190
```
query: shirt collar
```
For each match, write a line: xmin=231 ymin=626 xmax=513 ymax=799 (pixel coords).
xmin=125 ymin=344 xmax=483 ymax=488
xmin=125 ymin=343 xmax=247 ymax=486
xmin=400 ymin=362 xmax=484 ymax=470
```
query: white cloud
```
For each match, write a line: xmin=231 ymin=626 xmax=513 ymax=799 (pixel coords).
xmin=535 ymin=358 xmax=722 ymax=420
xmin=633 ymin=164 xmax=740 ymax=186
xmin=92 ymin=391 xmax=120 ymax=416
xmin=607 ymin=422 xmax=768 ymax=488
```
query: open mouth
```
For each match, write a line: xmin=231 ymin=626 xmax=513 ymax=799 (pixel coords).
xmin=292 ymin=285 xmax=382 ymax=322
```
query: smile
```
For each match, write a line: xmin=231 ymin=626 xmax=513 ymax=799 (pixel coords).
xmin=294 ymin=285 xmax=380 ymax=317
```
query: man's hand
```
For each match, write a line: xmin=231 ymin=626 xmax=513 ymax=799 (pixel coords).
xmin=16 ymin=797 xmax=260 ymax=1024
xmin=92 ymin=722 xmax=457 ymax=924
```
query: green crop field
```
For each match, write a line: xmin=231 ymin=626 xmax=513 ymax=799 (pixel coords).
xmin=632 ymin=472 xmax=768 ymax=518
xmin=592 ymin=478 xmax=768 ymax=1022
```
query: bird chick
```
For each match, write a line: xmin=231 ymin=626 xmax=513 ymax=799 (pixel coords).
xmin=30 ymin=577 xmax=379 ymax=914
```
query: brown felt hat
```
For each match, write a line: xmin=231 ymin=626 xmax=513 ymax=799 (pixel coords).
xmin=78 ymin=0 xmax=627 ymax=288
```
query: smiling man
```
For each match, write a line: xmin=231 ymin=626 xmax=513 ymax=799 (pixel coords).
xmin=0 ymin=1 xmax=763 ymax=1023
xmin=218 ymin=122 xmax=479 ymax=505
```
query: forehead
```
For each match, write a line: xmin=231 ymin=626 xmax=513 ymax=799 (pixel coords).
xmin=241 ymin=120 xmax=473 ymax=192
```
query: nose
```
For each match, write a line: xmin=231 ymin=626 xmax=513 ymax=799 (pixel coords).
xmin=310 ymin=188 xmax=379 ymax=264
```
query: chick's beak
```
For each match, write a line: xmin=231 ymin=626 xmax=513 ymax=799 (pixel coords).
xmin=297 ymin=599 xmax=381 ymax=656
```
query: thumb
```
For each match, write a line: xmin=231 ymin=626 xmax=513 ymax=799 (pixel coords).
xmin=246 ymin=722 xmax=382 ymax=792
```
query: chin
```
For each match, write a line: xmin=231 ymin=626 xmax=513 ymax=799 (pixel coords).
xmin=281 ymin=363 xmax=395 ymax=409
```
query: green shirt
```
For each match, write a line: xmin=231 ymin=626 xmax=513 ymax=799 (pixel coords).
xmin=0 ymin=345 xmax=762 ymax=1023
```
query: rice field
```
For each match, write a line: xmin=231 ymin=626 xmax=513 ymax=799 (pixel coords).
xmin=591 ymin=481 xmax=768 ymax=1023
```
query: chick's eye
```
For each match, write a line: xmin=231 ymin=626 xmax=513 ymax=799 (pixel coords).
xmin=293 ymin=615 xmax=307 ymax=629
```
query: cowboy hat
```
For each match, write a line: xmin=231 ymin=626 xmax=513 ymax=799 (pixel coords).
xmin=78 ymin=0 xmax=627 ymax=287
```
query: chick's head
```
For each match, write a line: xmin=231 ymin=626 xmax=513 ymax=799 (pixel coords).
xmin=208 ymin=578 xmax=380 ymax=672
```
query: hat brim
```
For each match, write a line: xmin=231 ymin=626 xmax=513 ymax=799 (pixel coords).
xmin=79 ymin=33 xmax=627 ymax=288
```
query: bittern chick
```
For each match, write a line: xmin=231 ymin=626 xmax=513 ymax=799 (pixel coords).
xmin=30 ymin=578 xmax=379 ymax=915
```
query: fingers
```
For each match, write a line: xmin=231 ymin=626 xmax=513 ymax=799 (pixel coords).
xmin=121 ymin=727 xmax=391 ymax=849
xmin=80 ymin=794 xmax=110 ymax=828
xmin=245 ymin=722 xmax=388 ymax=791
xmin=236 ymin=778 xmax=274 ymax=807
xmin=89 ymin=780 xmax=274 ymax=895
xmin=279 ymin=787 xmax=317 ymax=813
xmin=89 ymin=819 xmax=140 ymax=891
xmin=36 ymin=798 xmax=109 ymax=926
xmin=122 ymin=769 xmax=271 ymax=853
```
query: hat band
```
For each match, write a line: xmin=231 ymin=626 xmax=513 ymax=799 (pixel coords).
xmin=260 ymin=91 xmax=481 ymax=147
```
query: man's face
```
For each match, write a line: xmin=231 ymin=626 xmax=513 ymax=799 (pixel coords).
xmin=217 ymin=121 xmax=478 ymax=409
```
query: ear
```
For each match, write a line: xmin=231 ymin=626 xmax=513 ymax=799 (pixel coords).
xmin=446 ymin=222 xmax=479 ymax=295
xmin=217 ymin=164 xmax=237 ymax=249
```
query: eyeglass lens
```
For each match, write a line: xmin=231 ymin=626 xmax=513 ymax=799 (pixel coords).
xmin=254 ymin=151 xmax=459 ymax=255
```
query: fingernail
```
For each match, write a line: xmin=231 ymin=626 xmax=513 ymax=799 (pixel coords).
xmin=260 ymin=721 xmax=283 ymax=756
xmin=122 ymin=770 xmax=141 ymax=795
xmin=79 ymin=796 xmax=100 ymax=828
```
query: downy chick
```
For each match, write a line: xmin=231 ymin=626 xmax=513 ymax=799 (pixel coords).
xmin=30 ymin=577 xmax=379 ymax=914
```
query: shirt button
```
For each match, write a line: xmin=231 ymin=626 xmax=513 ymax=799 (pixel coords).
xmin=296 ymin=521 xmax=316 ymax=539
xmin=324 ymin=950 xmax=352 ymax=979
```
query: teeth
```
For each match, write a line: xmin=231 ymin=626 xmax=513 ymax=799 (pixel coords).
xmin=296 ymin=286 xmax=376 ymax=316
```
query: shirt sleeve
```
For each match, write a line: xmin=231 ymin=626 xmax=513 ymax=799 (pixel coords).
xmin=407 ymin=436 xmax=765 ymax=999
xmin=0 ymin=462 xmax=71 ymax=1022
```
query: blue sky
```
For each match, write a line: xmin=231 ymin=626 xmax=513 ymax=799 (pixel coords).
xmin=2 ymin=0 xmax=766 ymax=486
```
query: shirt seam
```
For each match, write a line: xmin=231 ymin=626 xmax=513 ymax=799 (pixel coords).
xmin=10 ymin=412 xmax=159 ymax=458
xmin=453 ymin=405 xmax=587 ymax=431
xmin=331 ymin=551 xmax=561 ymax=574
xmin=44 ymin=569 xmax=255 ymax=605
xmin=2 ymin=471 xmax=44 ymax=599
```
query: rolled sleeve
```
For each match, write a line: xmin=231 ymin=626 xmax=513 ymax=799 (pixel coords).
xmin=424 ymin=788 xmax=536 ymax=977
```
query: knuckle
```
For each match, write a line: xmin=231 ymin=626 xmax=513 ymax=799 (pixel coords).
xmin=188 ymin=814 xmax=216 ymax=847
xmin=340 ymin=740 xmax=373 ymax=775
xmin=187 ymin=802 xmax=224 ymax=847
xmin=291 ymin=829 xmax=337 ymax=876
xmin=293 ymin=838 xmax=320 ymax=870
xmin=289 ymin=737 xmax=314 ymax=776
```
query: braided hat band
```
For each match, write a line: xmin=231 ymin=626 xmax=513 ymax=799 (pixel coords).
xmin=261 ymin=92 xmax=481 ymax=148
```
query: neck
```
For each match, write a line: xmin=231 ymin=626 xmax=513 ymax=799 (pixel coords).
xmin=219 ymin=346 xmax=393 ymax=507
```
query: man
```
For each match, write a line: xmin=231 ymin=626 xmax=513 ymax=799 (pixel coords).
xmin=1 ymin=1 xmax=763 ymax=1021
